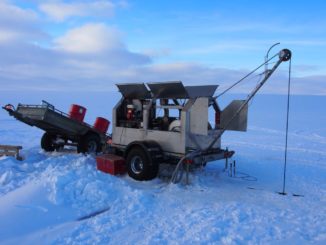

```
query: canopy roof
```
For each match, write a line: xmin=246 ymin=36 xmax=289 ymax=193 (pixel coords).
xmin=116 ymin=83 xmax=151 ymax=99
xmin=116 ymin=81 xmax=218 ymax=99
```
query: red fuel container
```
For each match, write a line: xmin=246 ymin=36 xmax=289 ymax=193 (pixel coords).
xmin=69 ymin=104 xmax=86 ymax=122
xmin=94 ymin=117 xmax=110 ymax=134
xmin=96 ymin=154 xmax=126 ymax=175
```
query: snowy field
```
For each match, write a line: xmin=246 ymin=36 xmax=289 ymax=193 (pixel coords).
xmin=0 ymin=92 xmax=325 ymax=244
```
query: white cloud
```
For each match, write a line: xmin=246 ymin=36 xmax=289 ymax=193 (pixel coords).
xmin=0 ymin=20 xmax=152 ymax=91
xmin=39 ymin=1 xmax=115 ymax=21
xmin=0 ymin=2 xmax=325 ymax=95
xmin=129 ymin=63 xmax=326 ymax=96
xmin=2 ymin=52 xmax=324 ymax=96
xmin=0 ymin=29 xmax=20 ymax=43
xmin=54 ymin=23 xmax=124 ymax=54
xmin=0 ymin=2 xmax=43 ymax=44
xmin=0 ymin=1 xmax=38 ymax=24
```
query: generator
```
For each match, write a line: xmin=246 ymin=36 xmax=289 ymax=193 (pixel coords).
xmin=108 ymin=81 xmax=250 ymax=180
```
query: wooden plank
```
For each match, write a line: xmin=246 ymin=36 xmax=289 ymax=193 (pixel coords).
xmin=0 ymin=145 xmax=23 ymax=161
xmin=0 ymin=145 xmax=23 ymax=150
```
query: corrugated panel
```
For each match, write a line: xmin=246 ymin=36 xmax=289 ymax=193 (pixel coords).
xmin=147 ymin=81 xmax=188 ymax=99
xmin=116 ymin=83 xmax=151 ymax=99
xmin=185 ymin=85 xmax=218 ymax=98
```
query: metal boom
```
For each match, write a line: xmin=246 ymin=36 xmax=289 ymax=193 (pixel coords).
xmin=205 ymin=49 xmax=292 ymax=151
xmin=171 ymin=49 xmax=292 ymax=183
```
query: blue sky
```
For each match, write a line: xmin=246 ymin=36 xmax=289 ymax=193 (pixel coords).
xmin=0 ymin=0 xmax=325 ymax=94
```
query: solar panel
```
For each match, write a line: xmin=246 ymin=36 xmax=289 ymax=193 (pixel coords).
xmin=116 ymin=83 xmax=151 ymax=99
xmin=147 ymin=81 xmax=188 ymax=99
xmin=185 ymin=85 xmax=218 ymax=98
xmin=116 ymin=82 xmax=219 ymax=99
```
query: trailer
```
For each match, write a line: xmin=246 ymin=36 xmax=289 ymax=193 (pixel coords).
xmin=104 ymin=48 xmax=291 ymax=181
xmin=3 ymin=101 xmax=109 ymax=153
xmin=3 ymin=48 xmax=291 ymax=183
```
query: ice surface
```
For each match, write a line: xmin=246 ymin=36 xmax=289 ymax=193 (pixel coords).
xmin=0 ymin=92 xmax=325 ymax=244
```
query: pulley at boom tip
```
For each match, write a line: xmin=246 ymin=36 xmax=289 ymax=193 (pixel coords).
xmin=279 ymin=49 xmax=291 ymax=62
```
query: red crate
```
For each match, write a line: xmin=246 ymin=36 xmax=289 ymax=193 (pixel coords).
xmin=96 ymin=154 xmax=126 ymax=175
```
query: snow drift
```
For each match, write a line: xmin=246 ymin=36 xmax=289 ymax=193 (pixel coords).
xmin=0 ymin=92 xmax=325 ymax=244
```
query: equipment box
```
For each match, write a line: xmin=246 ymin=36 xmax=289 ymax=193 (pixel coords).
xmin=96 ymin=154 xmax=126 ymax=175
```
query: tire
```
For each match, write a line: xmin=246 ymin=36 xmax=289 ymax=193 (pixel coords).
xmin=41 ymin=132 xmax=55 ymax=152
xmin=77 ymin=134 xmax=101 ymax=153
xmin=149 ymin=160 xmax=159 ymax=180
xmin=126 ymin=147 xmax=157 ymax=181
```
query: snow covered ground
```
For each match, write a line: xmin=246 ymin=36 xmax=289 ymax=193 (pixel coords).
xmin=0 ymin=92 xmax=325 ymax=244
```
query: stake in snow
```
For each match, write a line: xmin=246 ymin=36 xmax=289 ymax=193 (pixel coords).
xmin=3 ymin=49 xmax=292 ymax=183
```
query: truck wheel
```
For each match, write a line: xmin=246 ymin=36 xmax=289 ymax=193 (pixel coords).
xmin=126 ymin=147 xmax=156 ymax=181
xmin=78 ymin=134 xmax=101 ymax=153
xmin=41 ymin=132 xmax=55 ymax=152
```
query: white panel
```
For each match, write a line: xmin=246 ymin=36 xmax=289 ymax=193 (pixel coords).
xmin=221 ymin=100 xmax=248 ymax=132
xmin=112 ymin=127 xmax=186 ymax=154
xmin=187 ymin=130 xmax=222 ymax=150
xmin=189 ymin=97 xmax=208 ymax=136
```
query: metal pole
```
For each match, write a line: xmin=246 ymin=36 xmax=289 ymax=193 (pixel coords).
xmin=233 ymin=160 xmax=236 ymax=177
xmin=279 ymin=58 xmax=292 ymax=195
xmin=265 ymin=43 xmax=280 ymax=77
xmin=225 ymin=147 xmax=229 ymax=171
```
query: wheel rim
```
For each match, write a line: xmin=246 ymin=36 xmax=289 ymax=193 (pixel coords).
xmin=87 ymin=141 xmax=97 ymax=152
xmin=130 ymin=156 xmax=144 ymax=174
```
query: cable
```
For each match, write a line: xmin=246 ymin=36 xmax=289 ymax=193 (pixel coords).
xmin=170 ymin=155 xmax=187 ymax=184
xmin=281 ymin=58 xmax=292 ymax=194
xmin=216 ymin=53 xmax=278 ymax=99
xmin=205 ymin=54 xmax=286 ymax=152
xmin=248 ymin=73 xmax=264 ymax=107
xmin=170 ymin=164 xmax=184 ymax=183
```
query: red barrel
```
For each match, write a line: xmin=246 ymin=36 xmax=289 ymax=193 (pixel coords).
xmin=94 ymin=117 xmax=110 ymax=133
xmin=69 ymin=104 xmax=87 ymax=122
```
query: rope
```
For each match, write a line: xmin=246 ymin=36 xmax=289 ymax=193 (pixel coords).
xmin=216 ymin=53 xmax=278 ymax=99
xmin=281 ymin=58 xmax=292 ymax=193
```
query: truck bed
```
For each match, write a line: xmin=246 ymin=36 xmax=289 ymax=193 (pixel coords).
xmin=6 ymin=102 xmax=99 ymax=140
